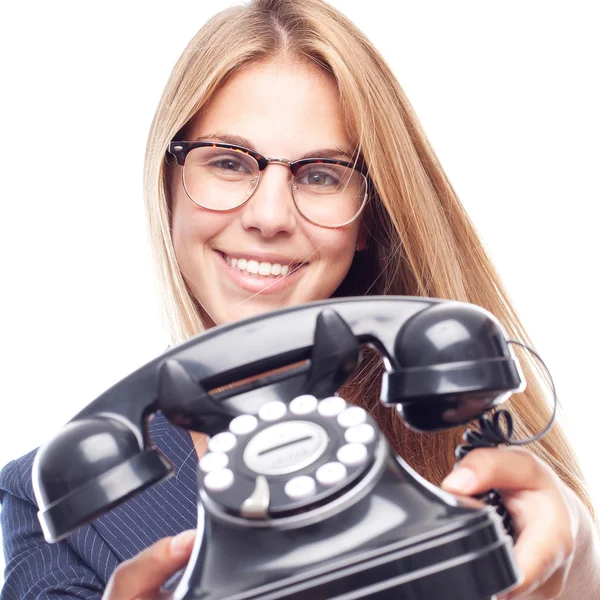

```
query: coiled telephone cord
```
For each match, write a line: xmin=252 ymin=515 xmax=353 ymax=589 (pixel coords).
xmin=455 ymin=340 xmax=558 ymax=542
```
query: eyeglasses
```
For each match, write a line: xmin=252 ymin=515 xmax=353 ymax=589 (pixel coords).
xmin=167 ymin=141 xmax=370 ymax=228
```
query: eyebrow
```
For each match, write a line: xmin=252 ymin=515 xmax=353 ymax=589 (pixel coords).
xmin=195 ymin=132 xmax=356 ymax=161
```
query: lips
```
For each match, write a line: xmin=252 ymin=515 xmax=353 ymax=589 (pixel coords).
xmin=219 ymin=251 xmax=305 ymax=277
xmin=215 ymin=250 xmax=308 ymax=294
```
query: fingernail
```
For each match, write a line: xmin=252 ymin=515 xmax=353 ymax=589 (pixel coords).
xmin=442 ymin=467 xmax=478 ymax=493
xmin=170 ymin=530 xmax=196 ymax=557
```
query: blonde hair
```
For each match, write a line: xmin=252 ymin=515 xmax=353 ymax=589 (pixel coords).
xmin=143 ymin=0 xmax=594 ymax=516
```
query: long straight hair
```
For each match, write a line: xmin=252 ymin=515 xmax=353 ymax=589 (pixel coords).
xmin=143 ymin=0 xmax=594 ymax=516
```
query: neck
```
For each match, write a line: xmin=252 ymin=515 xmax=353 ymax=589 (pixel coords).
xmin=190 ymin=430 xmax=208 ymax=459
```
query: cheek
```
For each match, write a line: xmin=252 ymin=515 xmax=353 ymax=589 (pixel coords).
xmin=171 ymin=195 xmax=199 ymax=263
xmin=171 ymin=191 xmax=225 ymax=265
xmin=311 ymin=222 xmax=358 ymax=255
xmin=309 ymin=227 xmax=358 ymax=277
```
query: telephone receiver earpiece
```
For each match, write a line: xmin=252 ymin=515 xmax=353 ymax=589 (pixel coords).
xmin=385 ymin=301 xmax=525 ymax=430
xmin=32 ymin=415 xmax=173 ymax=543
xmin=32 ymin=296 xmax=524 ymax=543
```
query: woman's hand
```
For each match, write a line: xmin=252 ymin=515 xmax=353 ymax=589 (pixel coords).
xmin=102 ymin=530 xmax=196 ymax=599
xmin=441 ymin=446 xmax=599 ymax=599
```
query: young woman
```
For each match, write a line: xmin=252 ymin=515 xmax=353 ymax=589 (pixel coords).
xmin=1 ymin=1 xmax=598 ymax=598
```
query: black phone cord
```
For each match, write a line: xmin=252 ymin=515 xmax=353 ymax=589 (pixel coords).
xmin=455 ymin=340 xmax=558 ymax=542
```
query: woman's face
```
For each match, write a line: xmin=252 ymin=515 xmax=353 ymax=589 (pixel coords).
xmin=170 ymin=60 xmax=365 ymax=326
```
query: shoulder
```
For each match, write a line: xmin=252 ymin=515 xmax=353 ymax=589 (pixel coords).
xmin=0 ymin=449 xmax=117 ymax=598
xmin=0 ymin=447 xmax=38 ymax=506
xmin=0 ymin=410 xmax=190 ymax=506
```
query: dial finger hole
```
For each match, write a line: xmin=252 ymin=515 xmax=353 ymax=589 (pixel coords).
xmin=204 ymin=468 xmax=235 ymax=492
xmin=289 ymin=394 xmax=318 ymax=415
xmin=229 ymin=414 xmax=258 ymax=435
xmin=285 ymin=476 xmax=317 ymax=499
xmin=345 ymin=423 xmax=376 ymax=445
xmin=337 ymin=406 xmax=367 ymax=428
xmin=337 ymin=443 xmax=368 ymax=467
xmin=258 ymin=400 xmax=287 ymax=422
xmin=199 ymin=452 xmax=229 ymax=473
xmin=316 ymin=462 xmax=348 ymax=486
xmin=317 ymin=396 xmax=346 ymax=417
xmin=208 ymin=432 xmax=237 ymax=453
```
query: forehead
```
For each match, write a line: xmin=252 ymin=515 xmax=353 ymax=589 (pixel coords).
xmin=186 ymin=59 xmax=352 ymax=158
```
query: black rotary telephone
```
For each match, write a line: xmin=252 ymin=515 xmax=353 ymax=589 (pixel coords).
xmin=33 ymin=296 xmax=540 ymax=599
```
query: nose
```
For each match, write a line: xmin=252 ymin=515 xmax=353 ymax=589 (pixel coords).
xmin=239 ymin=164 xmax=297 ymax=238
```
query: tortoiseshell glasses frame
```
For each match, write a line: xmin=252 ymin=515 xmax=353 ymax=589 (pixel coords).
xmin=167 ymin=140 xmax=371 ymax=228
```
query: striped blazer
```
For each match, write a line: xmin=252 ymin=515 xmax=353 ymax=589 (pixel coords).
xmin=0 ymin=413 xmax=201 ymax=599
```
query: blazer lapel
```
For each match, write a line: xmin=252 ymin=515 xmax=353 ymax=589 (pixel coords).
xmin=90 ymin=412 xmax=200 ymax=561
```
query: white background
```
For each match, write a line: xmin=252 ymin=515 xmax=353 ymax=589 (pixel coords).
xmin=1 ymin=0 xmax=599 ymax=581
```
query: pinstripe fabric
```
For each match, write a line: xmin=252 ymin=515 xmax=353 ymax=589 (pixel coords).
xmin=0 ymin=413 xmax=201 ymax=599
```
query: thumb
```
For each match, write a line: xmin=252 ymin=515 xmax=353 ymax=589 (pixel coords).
xmin=103 ymin=530 xmax=196 ymax=599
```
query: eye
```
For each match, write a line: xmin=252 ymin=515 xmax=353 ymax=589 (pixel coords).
xmin=208 ymin=156 xmax=253 ymax=173
xmin=296 ymin=166 xmax=340 ymax=187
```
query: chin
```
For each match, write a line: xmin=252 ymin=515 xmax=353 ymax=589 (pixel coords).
xmin=210 ymin=295 xmax=314 ymax=327
xmin=209 ymin=302 xmax=279 ymax=327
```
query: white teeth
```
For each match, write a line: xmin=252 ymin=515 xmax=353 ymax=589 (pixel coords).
xmin=258 ymin=262 xmax=271 ymax=275
xmin=224 ymin=254 xmax=300 ymax=277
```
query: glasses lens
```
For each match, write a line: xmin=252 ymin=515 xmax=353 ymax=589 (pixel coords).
xmin=182 ymin=147 xmax=259 ymax=210
xmin=292 ymin=163 xmax=367 ymax=227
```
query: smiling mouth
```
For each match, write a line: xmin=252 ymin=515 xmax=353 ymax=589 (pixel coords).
xmin=219 ymin=252 xmax=306 ymax=278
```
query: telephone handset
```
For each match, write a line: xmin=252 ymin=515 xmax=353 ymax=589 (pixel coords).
xmin=33 ymin=296 xmax=530 ymax=599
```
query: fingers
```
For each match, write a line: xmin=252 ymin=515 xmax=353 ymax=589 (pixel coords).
xmin=441 ymin=446 xmax=557 ymax=496
xmin=103 ymin=530 xmax=196 ymax=600
xmin=501 ymin=519 xmax=572 ymax=599
xmin=442 ymin=447 xmax=576 ymax=599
